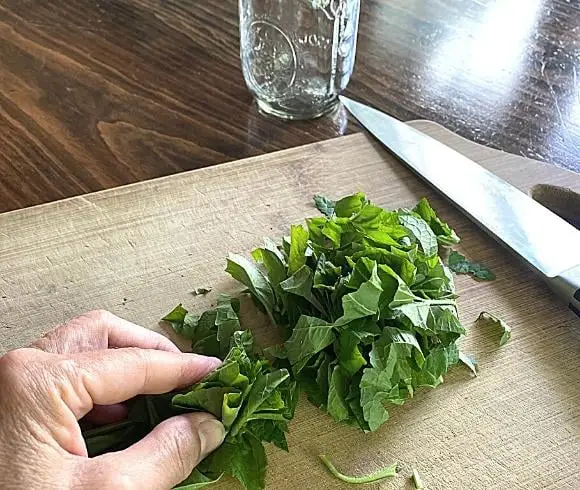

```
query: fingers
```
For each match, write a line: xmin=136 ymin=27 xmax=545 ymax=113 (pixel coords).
xmin=32 ymin=310 xmax=180 ymax=354
xmin=83 ymin=413 xmax=225 ymax=490
xmin=68 ymin=348 xmax=221 ymax=418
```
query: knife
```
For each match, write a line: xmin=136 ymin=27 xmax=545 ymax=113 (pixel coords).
xmin=340 ymin=95 xmax=580 ymax=317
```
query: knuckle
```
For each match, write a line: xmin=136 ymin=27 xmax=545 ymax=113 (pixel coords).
xmin=0 ymin=348 xmax=30 ymax=369
xmin=0 ymin=348 xmax=41 ymax=383
xmin=85 ymin=309 xmax=113 ymax=323
xmin=0 ymin=348 xmax=45 ymax=394
xmin=30 ymin=323 xmax=70 ymax=353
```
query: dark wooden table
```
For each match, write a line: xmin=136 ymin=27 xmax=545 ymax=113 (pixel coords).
xmin=1 ymin=0 xmax=579 ymax=214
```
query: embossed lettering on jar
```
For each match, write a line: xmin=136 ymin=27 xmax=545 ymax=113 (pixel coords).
xmin=239 ymin=0 xmax=361 ymax=120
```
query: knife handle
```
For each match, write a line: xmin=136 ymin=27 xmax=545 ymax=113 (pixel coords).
xmin=546 ymin=265 xmax=580 ymax=318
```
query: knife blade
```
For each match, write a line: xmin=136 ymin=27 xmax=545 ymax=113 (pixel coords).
xmin=340 ymin=95 xmax=580 ymax=317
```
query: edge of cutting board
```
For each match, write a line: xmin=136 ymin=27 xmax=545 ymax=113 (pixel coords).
xmin=1 ymin=120 xmax=578 ymax=220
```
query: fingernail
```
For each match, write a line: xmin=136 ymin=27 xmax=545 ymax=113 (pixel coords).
xmin=188 ymin=354 xmax=222 ymax=370
xmin=198 ymin=419 xmax=226 ymax=457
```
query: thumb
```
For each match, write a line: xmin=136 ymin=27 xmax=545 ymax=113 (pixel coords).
xmin=87 ymin=412 xmax=225 ymax=490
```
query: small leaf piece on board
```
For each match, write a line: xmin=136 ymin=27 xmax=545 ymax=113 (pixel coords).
xmin=314 ymin=194 xmax=336 ymax=217
xmin=476 ymin=311 xmax=511 ymax=346
xmin=459 ymin=351 xmax=478 ymax=376
xmin=448 ymin=251 xmax=495 ymax=280
xmin=411 ymin=468 xmax=424 ymax=489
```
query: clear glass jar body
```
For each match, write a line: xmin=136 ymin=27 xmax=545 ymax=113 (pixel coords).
xmin=239 ymin=0 xmax=360 ymax=120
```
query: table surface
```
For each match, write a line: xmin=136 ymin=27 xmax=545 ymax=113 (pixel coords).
xmin=1 ymin=0 xmax=579 ymax=214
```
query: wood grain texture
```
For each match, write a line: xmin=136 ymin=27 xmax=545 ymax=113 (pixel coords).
xmin=1 ymin=122 xmax=579 ymax=489
xmin=1 ymin=0 xmax=579 ymax=214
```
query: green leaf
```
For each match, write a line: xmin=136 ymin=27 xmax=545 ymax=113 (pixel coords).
xmin=284 ymin=316 xmax=335 ymax=374
xmin=334 ymin=192 xmax=367 ymax=218
xmin=247 ymin=419 xmax=289 ymax=451
xmin=346 ymin=257 xmax=376 ymax=289
xmin=372 ymin=327 xmax=425 ymax=369
xmin=203 ymin=357 xmax=249 ymax=390
xmin=398 ymin=214 xmax=438 ymax=258
xmin=222 ymin=392 xmax=244 ymax=429
xmin=412 ymin=344 xmax=459 ymax=388
xmin=413 ymin=197 xmax=459 ymax=246
xmin=335 ymin=266 xmax=383 ymax=326
xmin=319 ymin=455 xmax=398 ymax=484
xmin=320 ymin=219 xmax=342 ymax=248
xmin=360 ymin=368 xmax=396 ymax=431
xmin=263 ymin=344 xmax=288 ymax=360
xmin=172 ymin=386 xmax=237 ymax=418
xmin=327 ymin=365 xmax=351 ymax=422
xmin=215 ymin=295 xmax=242 ymax=356
xmin=279 ymin=265 xmax=324 ymax=313
xmin=299 ymin=352 xmax=331 ymax=409
xmin=345 ymin=373 xmax=370 ymax=432
xmin=230 ymin=329 xmax=254 ymax=356
xmin=377 ymin=264 xmax=417 ymax=308
xmin=201 ymin=434 xmax=267 ymax=490
xmin=162 ymin=304 xmax=188 ymax=323
xmin=448 ymin=250 xmax=495 ymax=280
xmin=359 ymin=327 xmax=430 ymax=431
xmin=174 ymin=469 xmax=222 ymax=489
xmin=314 ymin=194 xmax=336 ymax=217
xmin=173 ymin=312 xmax=204 ymax=340
xmin=230 ymin=369 xmax=290 ymax=436
xmin=476 ymin=311 xmax=511 ymax=346
xmin=313 ymin=254 xmax=342 ymax=290
xmin=226 ymin=254 xmax=276 ymax=317
xmin=350 ymin=203 xmax=385 ymax=230
xmin=251 ymin=247 xmax=287 ymax=288
xmin=335 ymin=330 xmax=367 ymax=376
xmin=288 ymin=225 xmax=310 ymax=276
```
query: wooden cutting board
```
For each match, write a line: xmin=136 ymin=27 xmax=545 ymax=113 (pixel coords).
xmin=1 ymin=122 xmax=579 ymax=490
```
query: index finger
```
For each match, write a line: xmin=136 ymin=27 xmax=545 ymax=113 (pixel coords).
xmin=32 ymin=310 xmax=180 ymax=354
xmin=66 ymin=348 xmax=221 ymax=418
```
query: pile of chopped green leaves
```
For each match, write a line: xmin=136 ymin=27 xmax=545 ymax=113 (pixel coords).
xmin=226 ymin=193 xmax=466 ymax=432
xmin=83 ymin=296 xmax=297 ymax=490
xmin=83 ymin=193 xmax=480 ymax=490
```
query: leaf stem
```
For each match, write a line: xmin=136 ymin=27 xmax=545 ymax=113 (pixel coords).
xmin=319 ymin=454 xmax=398 ymax=484
xmin=412 ymin=468 xmax=424 ymax=489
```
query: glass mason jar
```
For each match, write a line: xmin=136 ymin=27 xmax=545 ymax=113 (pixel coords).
xmin=239 ymin=0 xmax=361 ymax=120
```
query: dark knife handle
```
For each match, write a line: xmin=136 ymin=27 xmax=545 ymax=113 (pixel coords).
xmin=547 ymin=266 xmax=580 ymax=318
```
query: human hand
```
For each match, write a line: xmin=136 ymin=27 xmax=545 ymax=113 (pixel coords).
xmin=0 ymin=310 xmax=225 ymax=490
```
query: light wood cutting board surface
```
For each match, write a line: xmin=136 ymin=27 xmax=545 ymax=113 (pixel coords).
xmin=1 ymin=122 xmax=579 ymax=489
